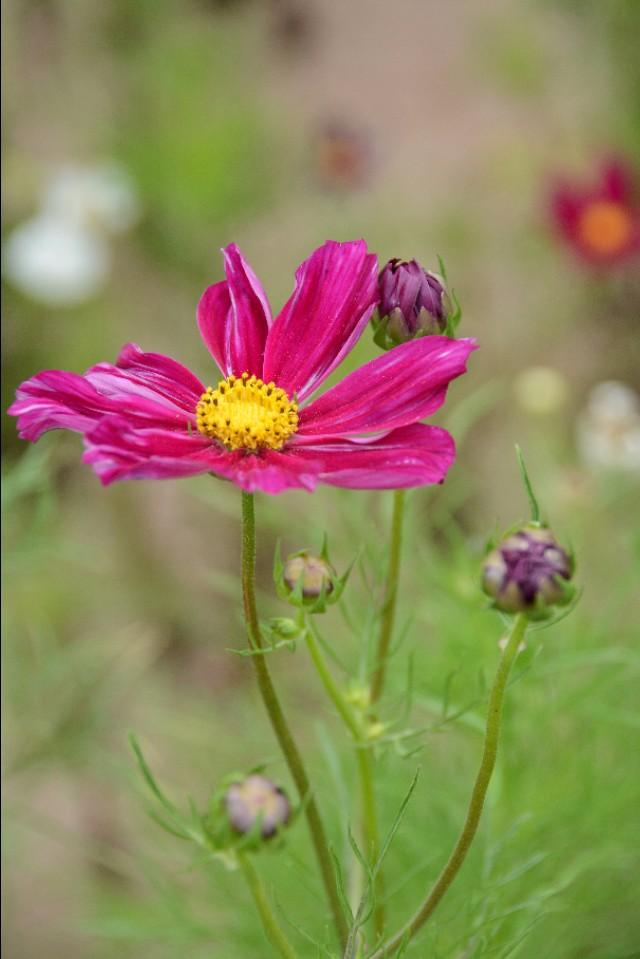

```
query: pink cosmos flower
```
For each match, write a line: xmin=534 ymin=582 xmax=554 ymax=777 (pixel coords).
xmin=9 ymin=240 xmax=476 ymax=494
xmin=550 ymin=158 xmax=640 ymax=267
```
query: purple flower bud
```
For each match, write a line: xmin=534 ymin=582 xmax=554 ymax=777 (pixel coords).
xmin=375 ymin=258 xmax=450 ymax=347
xmin=283 ymin=552 xmax=335 ymax=599
xmin=482 ymin=525 xmax=574 ymax=616
xmin=225 ymin=775 xmax=291 ymax=839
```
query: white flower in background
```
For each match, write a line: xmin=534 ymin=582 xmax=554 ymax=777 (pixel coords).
xmin=42 ymin=163 xmax=141 ymax=235
xmin=577 ymin=381 xmax=640 ymax=474
xmin=3 ymin=162 xmax=140 ymax=307
xmin=3 ymin=213 xmax=110 ymax=307
xmin=513 ymin=365 xmax=569 ymax=415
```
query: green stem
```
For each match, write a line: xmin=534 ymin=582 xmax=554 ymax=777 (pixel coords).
xmin=370 ymin=490 xmax=406 ymax=704
xmin=305 ymin=622 xmax=361 ymax=740
xmin=238 ymin=852 xmax=299 ymax=959
xmin=368 ymin=613 xmax=529 ymax=959
xmin=357 ymin=745 xmax=385 ymax=942
xmin=305 ymin=621 xmax=385 ymax=940
xmin=240 ymin=492 xmax=347 ymax=949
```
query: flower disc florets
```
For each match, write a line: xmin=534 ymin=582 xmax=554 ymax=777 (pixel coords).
xmin=224 ymin=774 xmax=291 ymax=839
xmin=482 ymin=525 xmax=574 ymax=618
xmin=196 ymin=373 xmax=298 ymax=451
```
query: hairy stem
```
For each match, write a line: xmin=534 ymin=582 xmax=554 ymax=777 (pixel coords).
xmin=240 ymin=492 xmax=347 ymax=949
xmin=368 ymin=613 xmax=529 ymax=959
xmin=238 ymin=852 xmax=299 ymax=959
xmin=370 ymin=490 xmax=406 ymax=704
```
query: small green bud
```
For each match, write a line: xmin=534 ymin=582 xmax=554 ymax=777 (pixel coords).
xmin=266 ymin=617 xmax=301 ymax=639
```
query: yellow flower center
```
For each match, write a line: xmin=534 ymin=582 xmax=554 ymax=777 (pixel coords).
xmin=577 ymin=200 xmax=633 ymax=256
xmin=196 ymin=373 xmax=299 ymax=451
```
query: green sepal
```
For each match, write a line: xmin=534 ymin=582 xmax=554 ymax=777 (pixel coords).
xmin=515 ymin=444 xmax=542 ymax=525
xmin=371 ymin=311 xmax=397 ymax=352
xmin=438 ymin=255 xmax=462 ymax=338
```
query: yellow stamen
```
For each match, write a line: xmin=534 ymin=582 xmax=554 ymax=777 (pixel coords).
xmin=196 ymin=373 xmax=298 ymax=451
xmin=577 ymin=200 xmax=633 ymax=256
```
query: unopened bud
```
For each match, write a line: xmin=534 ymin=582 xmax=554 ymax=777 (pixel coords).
xmin=224 ymin=775 xmax=291 ymax=839
xmin=283 ymin=552 xmax=335 ymax=600
xmin=373 ymin=258 xmax=450 ymax=349
xmin=482 ymin=525 xmax=574 ymax=617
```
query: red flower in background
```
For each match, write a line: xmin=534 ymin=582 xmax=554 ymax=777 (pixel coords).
xmin=550 ymin=158 xmax=640 ymax=267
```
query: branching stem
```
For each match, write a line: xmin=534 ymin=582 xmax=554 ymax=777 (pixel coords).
xmin=240 ymin=492 xmax=347 ymax=949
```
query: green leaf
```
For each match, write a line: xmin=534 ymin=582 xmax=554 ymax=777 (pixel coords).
xmin=515 ymin=445 xmax=541 ymax=525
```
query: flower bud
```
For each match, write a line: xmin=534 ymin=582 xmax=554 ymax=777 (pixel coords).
xmin=373 ymin=258 xmax=450 ymax=349
xmin=482 ymin=525 xmax=574 ymax=617
xmin=224 ymin=775 xmax=291 ymax=839
xmin=275 ymin=540 xmax=350 ymax=613
xmin=283 ymin=552 xmax=336 ymax=600
xmin=266 ymin=616 xmax=301 ymax=640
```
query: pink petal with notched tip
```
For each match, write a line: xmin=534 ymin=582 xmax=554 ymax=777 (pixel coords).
xmin=9 ymin=347 xmax=202 ymax=442
xmin=83 ymin=415 xmax=323 ymax=492
xmin=291 ymin=422 xmax=456 ymax=489
xmin=8 ymin=369 xmax=190 ymax=442
xmin=262 ymin=240 xmax=378 ymax=402
xmin=297 ymin=336 xmax=476 ymax=437
xmin=82 ymin=417 xmax=224 ymax=485
xmin=113 ymin=343 xmax=205 ymax=410
xmin=197 ymin=243 xmax=271 ymax=378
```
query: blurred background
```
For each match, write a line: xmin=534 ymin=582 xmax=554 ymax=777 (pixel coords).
xmin=2 ymin=1 xmax=639 ymax=957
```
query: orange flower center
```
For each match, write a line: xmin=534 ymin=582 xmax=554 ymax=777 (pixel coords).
xmin=577 ymin=200 xmax=633 ymax=256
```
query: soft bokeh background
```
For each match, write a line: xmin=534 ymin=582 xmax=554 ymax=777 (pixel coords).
xmin=2 ymin=1 xmax=639 ymax=957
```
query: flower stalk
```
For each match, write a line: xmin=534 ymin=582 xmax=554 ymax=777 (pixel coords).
xmin=370 ymin=489 xmax=406 ymax=704
xmin=304 ymin=620 xmax=385 ymax=941
xmin=238 ymin=852 xmax=299 ymax=959
xmin=368 ymin=612 xmax=529 ymax=959
xmin=240 ymin=492 xmax=347 ymax=948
